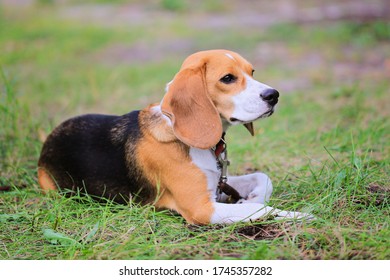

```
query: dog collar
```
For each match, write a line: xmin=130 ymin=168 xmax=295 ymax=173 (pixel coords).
xmin=211 ymin=133 xmax=228 ymax=178
xmin=213 ymin=133 xmax=226 ymax=158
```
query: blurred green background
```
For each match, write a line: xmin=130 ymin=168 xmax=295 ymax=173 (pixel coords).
xmin=2 ymin=0 xmax=389 ymax=116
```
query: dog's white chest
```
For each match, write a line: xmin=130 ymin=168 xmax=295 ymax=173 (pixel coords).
xmin=189 ymin=147 xmax=220 ymax=196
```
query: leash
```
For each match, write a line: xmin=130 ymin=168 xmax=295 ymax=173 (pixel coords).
xmin=212 ymin=133 xmax=242 ymax=203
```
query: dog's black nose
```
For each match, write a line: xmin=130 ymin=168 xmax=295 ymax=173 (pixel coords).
xmin=260 ymin=88 xmax=279 ymax=106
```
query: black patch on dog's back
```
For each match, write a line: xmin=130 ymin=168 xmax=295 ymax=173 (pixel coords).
xmin=38 ymin=111 xmax=155 ymax=204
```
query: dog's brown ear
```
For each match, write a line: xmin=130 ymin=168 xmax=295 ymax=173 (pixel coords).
xmin=161 ymin=66 xmax=222 ymax=149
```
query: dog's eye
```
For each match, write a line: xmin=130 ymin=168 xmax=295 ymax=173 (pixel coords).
xmin=220 ymin=74 xmax=237 ymax=84
xmin=252 ymin=69 xmax=255 ymax=76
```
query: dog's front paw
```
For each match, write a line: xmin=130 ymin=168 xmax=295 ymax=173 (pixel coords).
xmin=274 ymin=210 xmax=316 ymax=222
xmin=237 ymin=190 xmax=266 ymax=204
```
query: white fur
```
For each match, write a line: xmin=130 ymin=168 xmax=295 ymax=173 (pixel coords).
xmin=189 ymin=147 xmax=314 ymax=224
xmin=211 ymin=203 xmax=314 ymax=224
xmin=152 ymin=104 xmax=172 ymax=126
xmin=228 ymin=173 xmax=273 ymax=204
xmin=225 ymin=53 xmax=235 ymax=60
xmin=189 ymin=148 xmax=220 ymax=200
xmin=230 ymin=74 xmax=274 ymax=123
xmin=165 ymin=80 xmax=173 ymax=92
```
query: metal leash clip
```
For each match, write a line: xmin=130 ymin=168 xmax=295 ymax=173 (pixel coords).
xmin=214 ymin=137 xmax=242 ymax=203
xmin=219 ymin=148 xmax=230 ymax=184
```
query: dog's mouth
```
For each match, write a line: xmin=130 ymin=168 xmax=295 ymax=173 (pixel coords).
xmin=229 ymin=108 xmax=275 ymax=136
xmin=230 ymin=108 xmax=275 ymax=124
xmin=258 ymin=108 xmax=275 ymax=118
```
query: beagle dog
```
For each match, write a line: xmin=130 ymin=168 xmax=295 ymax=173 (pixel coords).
xmin=38 ymin=49 xmax=313 ymax=224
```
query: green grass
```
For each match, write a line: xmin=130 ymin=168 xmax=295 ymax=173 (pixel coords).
xmin=0 ymin=2 xmax=389 ymax=260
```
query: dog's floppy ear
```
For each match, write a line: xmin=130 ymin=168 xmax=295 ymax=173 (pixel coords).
xmin=161 ymin=65 xmax=222 ymax=149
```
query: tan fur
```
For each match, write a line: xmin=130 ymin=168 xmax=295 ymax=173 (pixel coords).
xmin=161 ymin=66 xmax=222 ymax=149
xmin=38 ymin=168 xmax=57 ymax=192
xmin=161 ymin=50 xmax=254 ymax=150
xmin=164 ymin=50 xmax=254 ymax=134
xmin=137 ymin=109 xmax=215 ymax=224
xmin=143 ymin=103 xmax=176 ymax=143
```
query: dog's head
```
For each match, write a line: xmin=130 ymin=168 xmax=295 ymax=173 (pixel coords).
xmin=161 ymin=49 xmax=279 ymax=149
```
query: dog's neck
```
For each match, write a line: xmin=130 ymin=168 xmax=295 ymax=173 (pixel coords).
xmin=221 ymin=118 xmax=231 ymax=133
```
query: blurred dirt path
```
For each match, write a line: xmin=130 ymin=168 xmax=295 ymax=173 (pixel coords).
xmin=4 ymin=0 xmax=389 ymax=28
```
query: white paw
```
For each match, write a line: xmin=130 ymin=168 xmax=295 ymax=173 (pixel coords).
xmin=237 ymin=190 xmax=267 ymax=204
xmin=274 ymin=210 xmax=316 ymax=221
